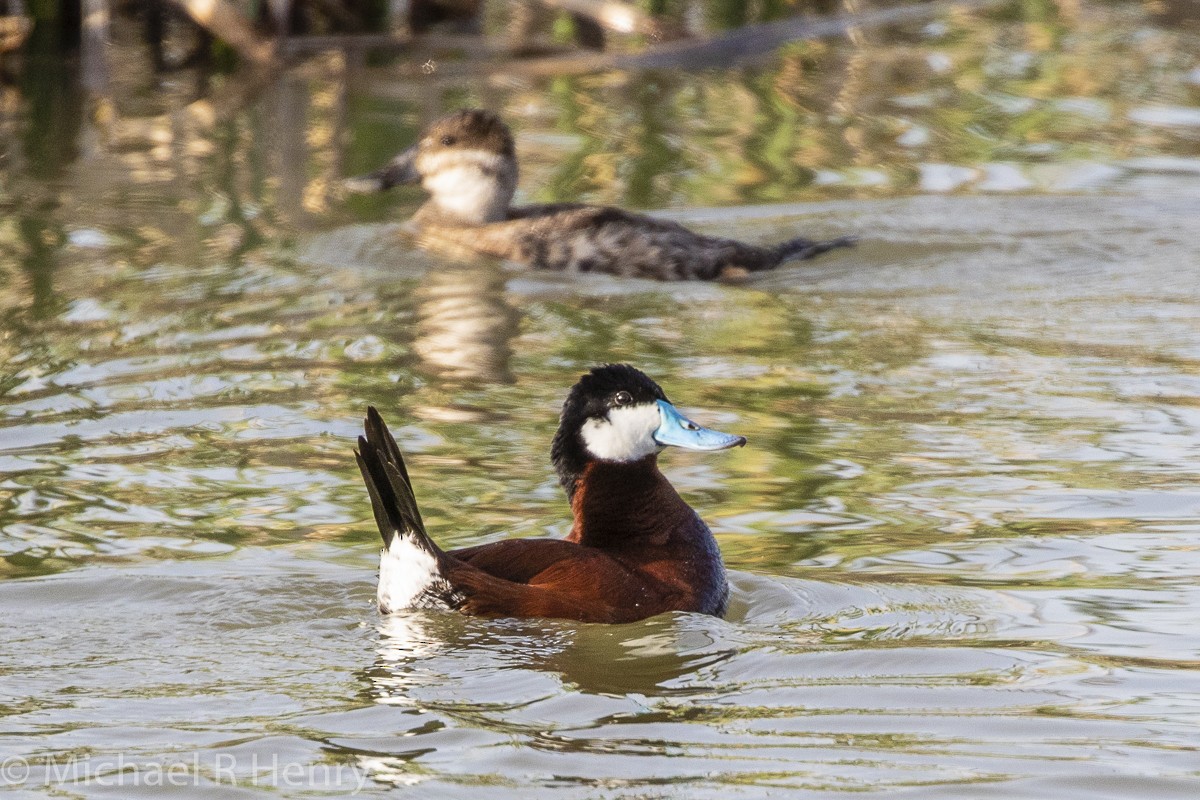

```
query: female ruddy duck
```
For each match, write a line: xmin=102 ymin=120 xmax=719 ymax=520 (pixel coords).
xmin=347 ymin=109 xmax=854 ymax=281
xmin=355 ymin=364 xmax=745 ymax=622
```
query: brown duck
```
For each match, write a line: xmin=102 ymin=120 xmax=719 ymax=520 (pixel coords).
xmin=347 ymin=109 xmax=854 ymax=281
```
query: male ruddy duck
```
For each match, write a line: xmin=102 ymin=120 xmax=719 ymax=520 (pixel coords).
xmin=355 ymin=364 xmax=745 ymax=622
xmin=347 ymin=109 xmax=855 ymax=281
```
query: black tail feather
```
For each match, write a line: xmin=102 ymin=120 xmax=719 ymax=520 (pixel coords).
xmin=355 ymin=407 xmax=439 ymax=558
xmin=775 ymin=235 xmax=858 ymax=264
xmin=365 ymin=406 xmax=413 ymax=492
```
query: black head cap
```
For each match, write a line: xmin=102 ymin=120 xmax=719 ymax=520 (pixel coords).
xmin=550 ymin=364 xmax=668 ymax=499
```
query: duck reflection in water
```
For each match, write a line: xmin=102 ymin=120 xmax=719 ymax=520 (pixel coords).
xmin=366 ymin=608 xmax=736 ymax=705
xmin=412 ymin=259 xmax=519 ymax=384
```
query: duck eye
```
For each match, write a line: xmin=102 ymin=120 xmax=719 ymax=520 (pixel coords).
xmin=613 ymin=391 xmax=633 ymax=407
xmin=440 ymin=135 xmax=456 ymax=146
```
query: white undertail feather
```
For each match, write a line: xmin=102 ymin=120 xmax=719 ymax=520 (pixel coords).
xmin=378 ymin=534 xmax=442 ymax=613
xmin=580 ymin=402 xmax=663 ymax=462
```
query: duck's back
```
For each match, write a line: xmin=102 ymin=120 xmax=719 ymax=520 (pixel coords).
xmin=446 ymin=525 xmax=728 ymax=620
xmin=415 ymin=203 xmax=789 ymax=281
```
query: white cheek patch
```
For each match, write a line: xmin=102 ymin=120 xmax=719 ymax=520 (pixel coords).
xmin=378 ymin=535 xmax=441 ymax=613
xmin=423 ymin=164 xmax=510 ymax=223
xmin=580 ymin=402 xmax=663 ymax=462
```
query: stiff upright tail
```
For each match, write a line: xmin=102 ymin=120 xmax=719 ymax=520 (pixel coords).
xmin=355 ymin=407 xmax=462 ymax=612
xmin=774 ymin=235 xmax=858 ymax=264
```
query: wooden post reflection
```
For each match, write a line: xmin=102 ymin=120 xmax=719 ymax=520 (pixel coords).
xmin=79 ymin=0 xmax=109 ymax=94
xmin=268 ymin=70 xmax=310 ymax=228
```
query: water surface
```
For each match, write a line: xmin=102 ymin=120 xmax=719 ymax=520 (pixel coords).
xmin=3 ymin=1 xmax=1200 ymax=797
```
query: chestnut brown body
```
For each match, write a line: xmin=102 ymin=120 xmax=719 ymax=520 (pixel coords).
xmin=356 ymin=365 xmax=740 ymax=623
xmin=447 ymin=458 xmax=728 ymax=622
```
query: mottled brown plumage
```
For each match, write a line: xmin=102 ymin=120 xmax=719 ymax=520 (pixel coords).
xmin=349 ymin=109 xmax=855 ymax=282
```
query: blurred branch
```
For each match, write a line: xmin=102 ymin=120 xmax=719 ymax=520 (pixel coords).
xmin=279 ymin=31 xmax=574 ymax=57
xmin=536 ymin=0 xmax=659 ymax=36
xmin=167 ymin=0 xmax=277 ymax=67
xmin=501 ymin=0 xmax=1005 ymax=76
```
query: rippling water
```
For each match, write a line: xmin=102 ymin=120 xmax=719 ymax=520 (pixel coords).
xmin=4 ymin=1 xmax=1200 ymax=797
xmin=5 ymin=191 xmax=1200 ymax=798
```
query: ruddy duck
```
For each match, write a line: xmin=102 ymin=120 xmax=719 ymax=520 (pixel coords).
xmin=347 ymin=109 xmax=854 ymax=281
xmin=355 ymin=364 xmax=745 ymax=622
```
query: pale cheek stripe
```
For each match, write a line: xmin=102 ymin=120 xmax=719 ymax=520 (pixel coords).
xmin=418 ymin=149 xmax=506 ymax=175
